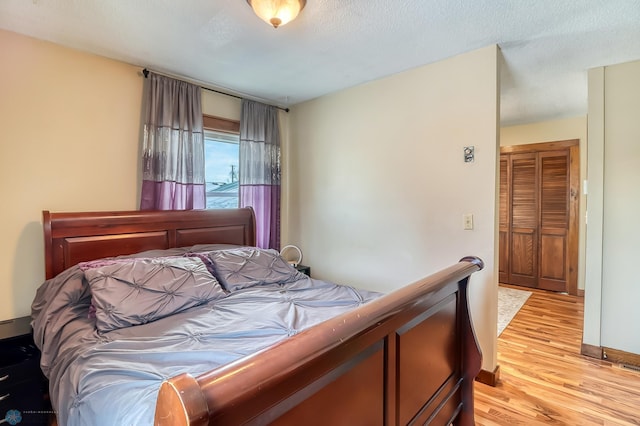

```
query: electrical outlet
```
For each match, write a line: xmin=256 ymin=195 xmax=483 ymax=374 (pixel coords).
xmin=463 ymin=213 xmax=473 ymax=230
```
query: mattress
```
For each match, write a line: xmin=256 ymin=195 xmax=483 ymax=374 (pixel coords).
xmin=31 ymin=245 xmax=381 ymax=425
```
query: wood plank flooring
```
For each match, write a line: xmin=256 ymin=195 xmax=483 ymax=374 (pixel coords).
xmin=474 ymin=285 xmax=640 ymax=425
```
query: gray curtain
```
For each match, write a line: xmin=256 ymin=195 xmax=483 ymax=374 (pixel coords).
xmin=140 ymin=72 xmax=205 ymax=210
xmin=239 ymin=99 xmax=281 ymax=249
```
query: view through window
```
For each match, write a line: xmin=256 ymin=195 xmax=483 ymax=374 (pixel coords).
xmin=204 ymin=130 xmax=240 ymax=209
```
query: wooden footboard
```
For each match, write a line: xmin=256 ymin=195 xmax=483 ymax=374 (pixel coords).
xmin=41 ymin=209 xmax=482 ymax=425
xmin=155 ymin=256 xmax=483 ymax=426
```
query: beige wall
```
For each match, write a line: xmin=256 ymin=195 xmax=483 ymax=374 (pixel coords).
xmin=500 ymin=116 xmax=587 ymax=146
xmin=500 ymin=116 xmax=587 ymax=291
xmin=202 ymin=91 xmax=241 ymax=121
xmin=2 ymin=28 xmax=499 ymax=369
xmin=0 ymin=30 xmax=241 ymax=321
xmin=286 ymin=45 xmax=500 ymax=371
xmin=0 ymin=30 xmax=142 ymax=320
xmin=585 ymin=59 xmax=640 ymax=355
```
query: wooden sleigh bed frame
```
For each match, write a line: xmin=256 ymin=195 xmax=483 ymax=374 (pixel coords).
xmin=43 ymin=207 xmax=483 ymax=425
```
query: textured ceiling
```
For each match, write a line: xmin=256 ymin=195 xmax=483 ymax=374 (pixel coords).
xmin=1 ymin=0 xmax=639 ymax=125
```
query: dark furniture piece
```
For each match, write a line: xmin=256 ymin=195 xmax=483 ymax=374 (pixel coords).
xmin=42 ymin=207 xmax=483 ymax=425
xmin=0 ymin=316 xmax=48 ymax=425
xmin=294 ymin=264 xmax=311 ymax=277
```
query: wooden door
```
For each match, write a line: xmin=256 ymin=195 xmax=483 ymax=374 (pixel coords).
xmin=538 ymin=151 xmax=570 ymax=292
xmin=509 ymin=152 xmax=539 ymax=288
xmin=498 ymin=156 xmax=509 ymax=283
xmin=500 ymin=140 xmax=579 ymax=295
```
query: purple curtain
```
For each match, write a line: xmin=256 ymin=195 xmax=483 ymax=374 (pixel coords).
xmin=239 ymin=100 xmax=281 ymax=249
xmin=140 ymin=72 xmax=205 ymax=210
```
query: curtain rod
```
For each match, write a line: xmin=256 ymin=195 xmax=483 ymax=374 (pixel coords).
xmin=142 ymin=68 xmax=290 ymax=113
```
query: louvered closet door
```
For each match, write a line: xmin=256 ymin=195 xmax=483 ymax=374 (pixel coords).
xmin=538 ymin=151 xmax=570 ymax=292
xmin=508 ymin=153 xmax=538 ymax=287
xmin=500 ymin=140 xmax=577 ymax=294
xmin=498 ymin=156 xmax=509 ymax=283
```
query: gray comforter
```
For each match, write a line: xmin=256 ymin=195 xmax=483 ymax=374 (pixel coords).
xmin=31 ymin=246 xmax=381 ymax=426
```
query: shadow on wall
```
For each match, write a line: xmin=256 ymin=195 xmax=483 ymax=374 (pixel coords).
xmin=13 ymin=220 xmax=46 ymax=319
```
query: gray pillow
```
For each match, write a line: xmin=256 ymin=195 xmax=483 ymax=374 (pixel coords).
xmin=83 ymin=257 xmax=226 ymax=332
xmin=208 ymin=248 xmax=306 ymax=291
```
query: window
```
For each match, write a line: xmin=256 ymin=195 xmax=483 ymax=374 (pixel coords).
xmin=204 ymin=130 xmax=240 ymax=209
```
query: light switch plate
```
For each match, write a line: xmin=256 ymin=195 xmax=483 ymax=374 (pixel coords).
xmin=463 ymin=213 xmax=473 ymax=230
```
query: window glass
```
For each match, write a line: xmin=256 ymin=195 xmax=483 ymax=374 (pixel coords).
xmin=204 ymin=130 xmax=240 ymax=209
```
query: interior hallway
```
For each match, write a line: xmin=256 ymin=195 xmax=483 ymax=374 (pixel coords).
xmin=475 ymin=285 xmax=640 ymax=425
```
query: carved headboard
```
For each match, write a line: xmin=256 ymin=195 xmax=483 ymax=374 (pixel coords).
xmin=43 ymin=208 xmax=256 ymax=279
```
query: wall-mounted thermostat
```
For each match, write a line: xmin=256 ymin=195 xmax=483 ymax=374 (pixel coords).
xmin=464 ymin=146 xmax=474 ymax=163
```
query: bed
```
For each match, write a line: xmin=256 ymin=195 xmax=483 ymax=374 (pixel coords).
xmin=33 ymin=207 xmax=483 ymax=425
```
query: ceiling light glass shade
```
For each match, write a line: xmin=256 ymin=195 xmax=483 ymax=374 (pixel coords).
xmin=246 ymin=0 xmax=306 ymax=28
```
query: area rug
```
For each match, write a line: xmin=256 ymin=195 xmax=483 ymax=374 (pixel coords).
xmin=498 ymin=286 xmax=532 ymax=336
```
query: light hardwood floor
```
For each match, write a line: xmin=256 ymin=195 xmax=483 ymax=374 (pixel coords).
xmin=474 ymin=285 xmax=640 ymax=425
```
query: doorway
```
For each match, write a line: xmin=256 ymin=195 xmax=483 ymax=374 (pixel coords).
xmin=499 ymin=140 xmax=579 ymax=295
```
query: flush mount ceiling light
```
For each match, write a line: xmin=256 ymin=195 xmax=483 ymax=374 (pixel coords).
xmin=246 ymin=0 xmax=307 ymax=28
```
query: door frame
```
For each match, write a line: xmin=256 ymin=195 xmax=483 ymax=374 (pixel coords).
xmin=500 ymin=139 xmax=580 ymax=295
